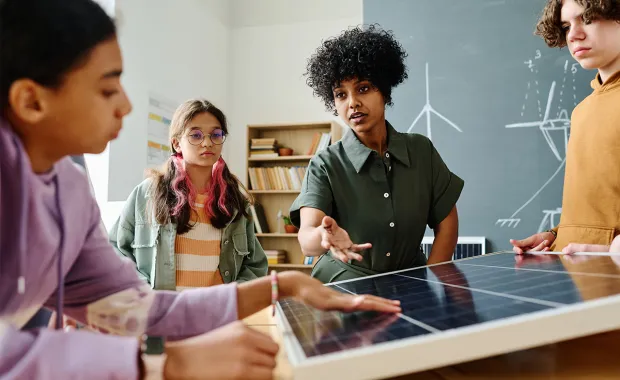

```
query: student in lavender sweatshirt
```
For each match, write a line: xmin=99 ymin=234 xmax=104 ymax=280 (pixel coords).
xmin=0 ymin=1 xmax=401 ymax=379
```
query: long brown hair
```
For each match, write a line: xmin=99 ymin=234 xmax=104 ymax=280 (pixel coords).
xmin=147 ymin=98 xmax=252 ymax=234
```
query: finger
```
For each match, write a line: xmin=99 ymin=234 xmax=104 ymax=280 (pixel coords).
xmin=322 ymin=216 xmax=335 ymax=231
xmin=347 ymin=295 xmax=402 ymax=313
xmin=321 ymin=238 xmax=331 ymax=250
xmin=350 ymin=243 xmax=372 ymax=252
xmin=246 ymin=349 xmax=277 ymax=369
xmin=529 ymin=240 xmax=549 ymax=252
xmin=330 ymin=247 xmax=348 ymax=263
xmin=245 ymin=328 xmax=279 ymax=356
xmin=344 ymin=250 xmax=363 ymax=262
xmin=512 ymin=245 xmax=524 ymax=255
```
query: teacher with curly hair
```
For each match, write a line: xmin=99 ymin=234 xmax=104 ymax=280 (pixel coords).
xmin=290 ymin=25 xmax=465 ymax=283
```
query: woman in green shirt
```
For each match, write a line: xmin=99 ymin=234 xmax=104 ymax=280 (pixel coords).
xmin=291 ymin=25 xmax=464 ymax=283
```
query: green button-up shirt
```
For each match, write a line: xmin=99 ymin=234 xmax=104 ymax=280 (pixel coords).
xmin=290 ymin=121 xmax=464 ymax=283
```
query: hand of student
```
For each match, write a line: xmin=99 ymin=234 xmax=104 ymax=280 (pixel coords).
xmin=281 ymin=271 xmax=401 ymax=314
xmin=320 ymin=216 xmax=371 ymax=263
xmin=510 ymin=231 xmax=556 ymax=254
xmin=561 ymin=243 xmax=610 ymax=255
xmin=163 ymin=321 xmax=279 ymax=380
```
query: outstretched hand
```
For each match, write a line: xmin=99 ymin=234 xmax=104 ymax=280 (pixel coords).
xmin=320 ymin=216 xmax=371 ymax=263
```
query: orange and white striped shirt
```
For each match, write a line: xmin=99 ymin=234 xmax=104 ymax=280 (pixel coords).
xmin=174 ymin=193 xmax=224 ymax=290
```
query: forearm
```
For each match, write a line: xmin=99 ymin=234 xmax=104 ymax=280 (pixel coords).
xmin=427 ymin=207 xmax=459 ymax=265
xmin=0 ymin=322 xmax=140 ymax=380
xmin=298 ymin=226 xmax=327 ymax=257
xmin=236 ymin=271 xmax=298 ymax=320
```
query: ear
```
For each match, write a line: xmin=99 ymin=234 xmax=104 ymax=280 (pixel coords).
xmin=171 ymin=138 xmax=181 ymax=153
xmin=8 ymin=79 xmax=51 ymax=125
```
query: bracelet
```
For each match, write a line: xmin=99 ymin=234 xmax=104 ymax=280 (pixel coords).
xmin=271 ymin=270 xmax=279 ymax=317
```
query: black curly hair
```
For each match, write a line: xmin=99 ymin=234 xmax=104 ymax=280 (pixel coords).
xmin=304 ymin=24 xmax=408 ymax=114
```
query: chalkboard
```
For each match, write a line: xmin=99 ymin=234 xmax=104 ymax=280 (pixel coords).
xmin=364 ymin=0 xmax=594 ymax=252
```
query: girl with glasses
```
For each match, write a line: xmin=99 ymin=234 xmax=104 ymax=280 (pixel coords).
xmin=109 ymin=98 xmax=268 ymax=290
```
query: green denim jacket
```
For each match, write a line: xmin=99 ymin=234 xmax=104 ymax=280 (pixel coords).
xmin=108 ymin=179 xmax=267 ymax=290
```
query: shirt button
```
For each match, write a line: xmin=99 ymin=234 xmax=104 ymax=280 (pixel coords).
xmin=386 ymin=252 xmax=391 ymax=257
xmin=389 ymin=222 xmax=395 ymax=227
xmin=224 ymin=240 xmax=229 ymax=245
xmin=384 ymin=193 xmax=389 ymax=198
xmin=224 ymin=271 xmax=230 ymax=276
xmin=386 ymin=153 xmax=390 ymax=158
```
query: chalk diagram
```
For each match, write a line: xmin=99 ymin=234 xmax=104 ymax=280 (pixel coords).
xmin=497 ymin=51 xmax=579 ymax=230
xmin=407 ymin=63 xmax=463 ymax=140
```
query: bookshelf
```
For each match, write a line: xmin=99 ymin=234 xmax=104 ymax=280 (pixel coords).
xmin=246 ymin=121 xmax=343 ymax=273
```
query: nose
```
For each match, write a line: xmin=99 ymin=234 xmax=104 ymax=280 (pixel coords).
xmin=567 ymin=24 xmax=585 ymax=44
xmin=348 ymin=93 xmax=361 ymax=110
xmin=202 ymin=136 xmax=213 ymax=148
xmin=116 ymin=87 xmax=133 ymax=118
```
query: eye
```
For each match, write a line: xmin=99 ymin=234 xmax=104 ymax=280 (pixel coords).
xmin=189 ymin=132 xmax=203 ymax=139
xmin=359 ymin=85 xmax=370 ymax=93
xmin=334 ymin=92 xmax=345 ymax=99
xmin=562 ymin=24 xmax=570 ymax=33
xmin=102 ymin=89 xmax=118 ymax=98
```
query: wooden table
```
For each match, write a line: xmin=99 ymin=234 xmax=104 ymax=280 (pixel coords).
xmin=244 ymin=307 xmax=620 ymax=380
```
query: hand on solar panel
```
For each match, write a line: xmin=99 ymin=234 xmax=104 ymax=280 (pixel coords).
xmin=561 ymin=243 xmax=611 ymax=255
xmin=163 ymin=321 xmax=278 ymax=380
xmin=509 ymin=231 xmax=556 ymax=254
xmin=287 ymin=272 xmax=401 ymax=314
xmin=320 ymin=216 xmax=372 ymax=263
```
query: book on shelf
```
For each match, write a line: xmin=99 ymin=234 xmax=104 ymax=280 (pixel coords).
xmin=249 ymin=203 xmax=269 ymax=234
xmin=248 ymin=166 xmax=306 ymax=191
xmin=250 ymin=138 xmax=278 ymax=158
xmin=265 ymin=249 xmax=287 ymax=264
xmin=306 ymin=132 xmax=331 ymax=155
xmin=303 ymin=256 xmax=314 ymax=265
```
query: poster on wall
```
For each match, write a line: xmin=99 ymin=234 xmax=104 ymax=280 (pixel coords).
xmin=147 ymin=94 xmax=177 ymax=168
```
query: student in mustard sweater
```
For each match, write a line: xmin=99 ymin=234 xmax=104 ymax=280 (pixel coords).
xmin=109 ymin=99 xmax=268 ymax=290
xmin=511 ymin=0 xmax=620 ymax=254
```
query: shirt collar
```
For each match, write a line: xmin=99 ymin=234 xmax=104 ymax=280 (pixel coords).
xmin=342 ymin=121 xmax=410 ymax=173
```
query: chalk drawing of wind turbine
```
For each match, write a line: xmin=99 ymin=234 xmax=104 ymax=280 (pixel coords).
xmin=505 ymin=81 xmax=570 ymax=162
xmin=407 ymin=63 xmax=463 ymax=140
xmin=496 ymin=81 xmax=570 ymax=228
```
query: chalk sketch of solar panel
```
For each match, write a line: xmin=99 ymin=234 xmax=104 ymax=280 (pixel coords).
xmin=275 ymin=252 xmax=620 ymax=380
xmin=496 ymin=81 xmax=569 ymax=229
xmin=407 ymin=63 xmax=463 ymax=141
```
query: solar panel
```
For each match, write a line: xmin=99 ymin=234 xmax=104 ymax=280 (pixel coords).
xmin=275 ymin=251 xmax=620 ymax=380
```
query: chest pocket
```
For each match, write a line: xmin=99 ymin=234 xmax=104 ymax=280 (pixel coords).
xmin=232 ymin=232 xmax=250 ymax=256
xmin=131 ymin=224 xmax=159 ymax=248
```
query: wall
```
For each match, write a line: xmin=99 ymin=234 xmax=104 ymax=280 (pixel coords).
xmin=105 ymin=0 xmax=231 ymax=201
xmin=226 ymin=0 xmax=363 ymax=182
xmin=94 ymin=0 xmax=362 ymax=205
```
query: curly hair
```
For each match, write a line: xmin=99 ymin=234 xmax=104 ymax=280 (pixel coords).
xmin=536 ymin=0 xmax=620 ymax=48
xmin=304 ymin=24 xmax=408 ymax=113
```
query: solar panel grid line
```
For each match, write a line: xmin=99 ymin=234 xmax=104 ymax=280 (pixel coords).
xmin=326 ymin=251 xmax=513 ymax=287
xmin=394 ymin=273 xmax=564 ymax=308
xmin=460 ymin=262 xmax=620 ymax=279
xmin=333 ymin=284 xmax=442 ymax=333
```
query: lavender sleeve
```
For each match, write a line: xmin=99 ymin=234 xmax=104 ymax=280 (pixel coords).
xmin=0 ymin=323 xmax=139 ymax=380
xmin=49 ymin=198 xmax=239 ymax=339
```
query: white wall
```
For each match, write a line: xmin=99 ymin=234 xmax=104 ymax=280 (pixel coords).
xmin=106 ymin=0 xmax=231 ymax=201
xmin=90 ymin=0 xmax=362 ymax=208
xmin=226 ymin=0 xmax=363 ymax=182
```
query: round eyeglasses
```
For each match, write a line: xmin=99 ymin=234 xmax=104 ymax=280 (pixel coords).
xmin=186 ymin=128 xmax=226 ymax=146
